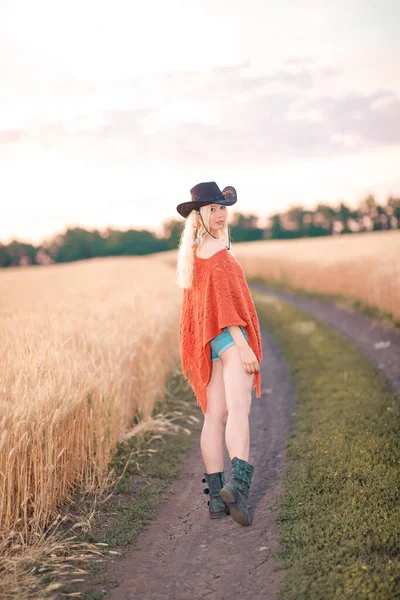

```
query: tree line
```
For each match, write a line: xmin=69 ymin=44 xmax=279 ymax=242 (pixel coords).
xmin=1 ymin=193 xmax=399 ymax=268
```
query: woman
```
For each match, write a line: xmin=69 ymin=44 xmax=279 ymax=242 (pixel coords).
xmin=176 ymin=181 xmax=263 ymax=526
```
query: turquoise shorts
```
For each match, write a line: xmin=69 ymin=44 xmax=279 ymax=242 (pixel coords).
xmin=210 ymin=325 xmax=248 ymax=361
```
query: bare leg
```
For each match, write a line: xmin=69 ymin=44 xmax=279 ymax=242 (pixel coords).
xmin=220 ymin=345 xmax=254 ymax=461
xmin=200 ymin=358 xmax=228 ymax=473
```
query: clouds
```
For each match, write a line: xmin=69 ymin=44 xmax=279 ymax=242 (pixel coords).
xmin=1 ymin=60 xmax=399 ymax=169
xmin=0 ymin=0 xmax=399 ymax=243
xmin=1 ymin=0 xmax=399 ymax=168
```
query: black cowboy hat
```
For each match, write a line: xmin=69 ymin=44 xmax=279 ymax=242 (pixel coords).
xmin=176 ymin=181 xmax=237 ymax=218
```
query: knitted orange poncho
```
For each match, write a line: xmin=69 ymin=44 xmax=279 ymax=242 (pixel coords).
xmin=179 ymin=248 xmax=263 ymax=414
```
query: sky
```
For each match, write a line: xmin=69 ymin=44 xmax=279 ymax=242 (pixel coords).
xmin=1 ymin=0 xmax=399 ymax=244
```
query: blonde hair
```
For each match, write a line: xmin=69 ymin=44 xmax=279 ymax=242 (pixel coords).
xmin=176 ymin=204 xmax=232 ymax=289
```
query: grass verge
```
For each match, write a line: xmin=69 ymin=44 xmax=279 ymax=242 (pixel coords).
xmin=249 ymin=275 xmax=400 ymax=329
xmin=1 ymin=368 xmax=200 ymax=600
xmin=253 ymin=291 xmax=400 ymax=600
xmin=61 ymin=366 xmax=201 ymax=599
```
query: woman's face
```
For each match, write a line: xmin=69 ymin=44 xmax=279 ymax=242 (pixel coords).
xmin=209 ymin=204 xmax=227 ymax=231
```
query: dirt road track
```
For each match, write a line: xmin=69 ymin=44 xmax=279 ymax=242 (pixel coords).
xmin=107 ymin=324 xmax=297 ymax=600
xmin=249 ymin=282 xmax=400 ymax=400
xmin=106 ymin=284 xmax=400 ymax=600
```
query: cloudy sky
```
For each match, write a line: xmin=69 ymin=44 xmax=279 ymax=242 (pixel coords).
xmin=1 ymin=0 xmax=399 ymax=244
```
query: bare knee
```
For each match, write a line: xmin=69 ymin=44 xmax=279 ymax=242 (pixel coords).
xmin=204 ymin=407 xmax=228 ymax=426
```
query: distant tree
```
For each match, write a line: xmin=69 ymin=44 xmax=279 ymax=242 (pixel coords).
xmin=287 ymin=205 xmax=306 ymax=232
xmin=386 ymin=196 xmax=400 ymax=229
xmin=375 ymin=204 xmax=389 ymax=230
xmin=315 ymin=203 xmax=336 ymax=235
xmin=305 ymin=223 xmax=330 ymax=237
xmin=358 ymin=194 xmax=378 ymax=230
xmin=0 ymin=244 xmax=12 ymax=267
xmin=119 ymin=229 xmax=164 ymax=255
xmin=231 ymin=212 xmax=259 ymax=230
xmin=162 ymin=219 xmax=184 ymax=250
xmin=269 ymin=214 xmax=284 ymax=239
xmin=91 ymin=229 xmax=108 ymax=256
xmin=47 ymin=228 xmax=97 ymax=262
xmin=1 ymin=191 xmax=399 ymax=269
xmin=337 ymin=201 xmax=353 ymax=234
xmin=229 ymin=212 xmax=263 ymax=242
xmin=5 ymin=241 xmax=38 ymax=266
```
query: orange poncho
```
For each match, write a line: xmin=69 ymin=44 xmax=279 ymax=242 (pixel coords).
xmin=179 ymin=248 xmax=263 ymax=414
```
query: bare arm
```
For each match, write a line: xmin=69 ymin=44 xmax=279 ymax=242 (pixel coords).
xmin=227 ymin=325 xmax=259 ymax=374
xmin=226 ymin=325 xmax=248 ymax=348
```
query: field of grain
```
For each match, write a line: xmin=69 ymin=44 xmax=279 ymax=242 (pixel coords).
xmin=2 ymin=229 xmax=398 ymax=546
xmin=233 ymin=230 xmax=400 ymax=322
xmin=0 ymin=255 xmax=181 ymax=539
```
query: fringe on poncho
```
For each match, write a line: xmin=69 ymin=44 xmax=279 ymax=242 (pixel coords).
xmin=179 ymin=248 xmax=263 ymax=414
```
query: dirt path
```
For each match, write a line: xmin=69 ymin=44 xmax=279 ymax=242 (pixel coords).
xmin=105 ymin=285 xmax=400 ymax=600
xmin=249 ymin=282 xmax=400 ymax=399
xmin=106 ymin=324 xmax=297 ymax=600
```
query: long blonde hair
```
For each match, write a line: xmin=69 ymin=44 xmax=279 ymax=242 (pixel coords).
xmin=176 ymin=204 xmax=232 ymax=289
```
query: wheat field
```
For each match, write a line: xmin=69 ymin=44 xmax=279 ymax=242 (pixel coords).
xmin=1 ymin=229 xmax=399 ymax=545
xmin=0 ymin=255 xmax=181 ymax=538
xmin=233 ymin=230 xmax=400 ymax=322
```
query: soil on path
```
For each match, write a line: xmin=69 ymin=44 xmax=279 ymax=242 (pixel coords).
xmin=106 ymin=324 xmax=297 ymax=600
xmin=104 ymin=284 xmax=400 ymax=600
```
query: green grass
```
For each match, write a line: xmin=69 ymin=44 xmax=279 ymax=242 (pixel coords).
xmin=253 ymin=292 xmax=400 ymax=599
xmin=249 ymin=275 xmax=400 ymax=329
xmin=66 ymin=368 xmax=201 ymax=598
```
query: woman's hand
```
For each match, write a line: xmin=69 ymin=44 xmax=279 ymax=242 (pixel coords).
xmin=237 ymin=344 xmax=260 ymax=375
